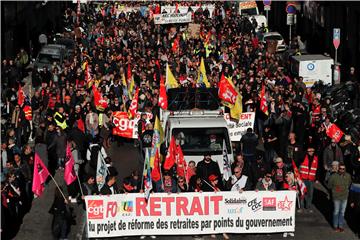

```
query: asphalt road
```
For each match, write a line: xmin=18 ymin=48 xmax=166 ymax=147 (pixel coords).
xmin=16 ymin=142 xmax=358 ymax=240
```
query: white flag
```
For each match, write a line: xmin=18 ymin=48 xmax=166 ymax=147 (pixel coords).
xmin=222 ymin=139 xmax=231 ymax=181
xmin=96 ymin=153 xmax=108 ymax=191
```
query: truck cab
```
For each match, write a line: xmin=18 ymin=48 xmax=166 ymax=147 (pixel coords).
xmin=163 ymin=109 xmax=233 ymax=173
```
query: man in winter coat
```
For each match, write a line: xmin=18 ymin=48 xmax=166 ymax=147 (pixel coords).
xmin=328 ymin=163 xmax=352 ymax=232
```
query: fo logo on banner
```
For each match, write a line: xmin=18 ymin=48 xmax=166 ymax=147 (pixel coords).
xmin=87 ymin=200 xmax=104 ymax=219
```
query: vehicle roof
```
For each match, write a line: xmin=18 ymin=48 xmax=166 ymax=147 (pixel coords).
xmin=56 ymin=38 xmax=75 ymax=46
xmin=39 ymin=46 xmax=62 ymax=55
xmin=168 ymin=116 xmax=228 ymax=129
xmin=292 ymin=54 xmax=333 ymax=61
xmin=263 ymin=32 xmax=282 ymax=37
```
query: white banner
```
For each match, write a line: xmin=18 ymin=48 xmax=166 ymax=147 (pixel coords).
xmin=85 ymin=191 xmax=296 ymax=238
xmin=224 ymin=112 xmax=256 ymax=141
xmin=154 ymin=12 xmax=192 ymax=24
xmin=161 ymin=5 xmax=215 ymax=18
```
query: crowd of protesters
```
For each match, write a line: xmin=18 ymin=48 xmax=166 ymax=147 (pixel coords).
xmin=1 ymin=1 xmax=360 ymax=239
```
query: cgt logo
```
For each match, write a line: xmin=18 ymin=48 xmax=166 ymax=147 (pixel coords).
xmin=87 ymin=200 xmax=104 ymax=219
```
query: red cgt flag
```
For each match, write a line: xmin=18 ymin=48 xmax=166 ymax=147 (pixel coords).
xmin=292 ymin=159 xmax=307 ymax=199
xmin=260 ymin=83 xmax=269 ymax=115
xmin=32 ymin=153 xmax=50 ymax=197
xmin=326 ymin=123 xmax=344 ymax=143
xmin=128 ymin=88 xmax=139 ymax=119
xmin=18 ymin=84 xmax=25 ymax=106
xmin=172 ymin=36 xmax=180 ymax=53
xmin=92 ymin=85 xmax=108 ymax=111
xmin=164 ymin=136 xmax=177 ymax=170
xmin=176 ymin=144 xmax=187 ymax=178
xmin=158 ymin=75 xmax=168 ymax=110
xmin=218 ymin=74 xmax=237 ymax=105
xmin=151 ymin=148 xmax=161 ymax=182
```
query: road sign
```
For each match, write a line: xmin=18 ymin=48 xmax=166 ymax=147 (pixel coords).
xmin=333 ymin=28 xmax=340 ymax=50
xmin=264 ymin=5 xmax=271 ymax=11
xmin=263 ymin=0 xmax=271 ymax=6
xmin=287 ymin=14 xmax=294 ymax=25
xmin=286 ymin=4 xmax=296 ymax=14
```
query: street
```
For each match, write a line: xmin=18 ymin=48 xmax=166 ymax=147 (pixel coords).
xmin=16 ymin=142 xmax=358 ymax=240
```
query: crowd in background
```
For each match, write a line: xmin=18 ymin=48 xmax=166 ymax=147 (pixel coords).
xmin=1 ymin=1 xmax=360 ymax=239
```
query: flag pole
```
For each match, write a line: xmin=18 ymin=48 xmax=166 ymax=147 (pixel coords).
xmin=75 ymin=170 xmax=84 ymax=197
xmin=202 ymin=179 xmax=216 ymax=191
xmin=48 ymin=173 xmax=67 ymax=201
xmin=140 ymin=148 xmax=149 ymax=191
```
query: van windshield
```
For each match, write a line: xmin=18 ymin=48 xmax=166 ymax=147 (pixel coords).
xmin=38 ymin=53 xmax=60 ymax=64
xmin=241 ymin=8 xmax=258 ymax=15
xmin=172 ymin=127 xmax=231 ymax=155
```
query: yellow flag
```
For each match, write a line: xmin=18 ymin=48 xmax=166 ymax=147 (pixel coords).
xmin=122 ymin=73 xmax=127 ymax=88
xmin=165 ymin=64 xmax=179 ymax=89
xmin=150 ymin=116 xmax=164 ymax=168
xmin=230 ymin=94 xmax=243 ymax=120
xmin=227 ymin=76 xmax=242 ymax=119
xmin=128 ymin=77 xmax=135 ymax=100
xmin=197 ymin=57 xmax=211 ymax=88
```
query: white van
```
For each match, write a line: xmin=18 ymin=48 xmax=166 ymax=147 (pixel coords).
xmin=239 ymin=1 xmax=259 ymax=15
xmin=290 ymin=54 xmax=334 ymax=88
xmin=163 ymin=109 xmax=233 ymax=173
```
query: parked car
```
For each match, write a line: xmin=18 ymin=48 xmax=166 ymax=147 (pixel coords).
xmin=33 ymin=44 xmax=66 ymax=71
xmin=262 ymin=32 xmax=287 ymax=52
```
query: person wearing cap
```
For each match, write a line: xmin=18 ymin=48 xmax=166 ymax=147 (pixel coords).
xmin=205 ymin=174 xmax=229 ymax=240
xmin=299 ymin=146 xmax=319 ymax=212
xmin=196 ymin=153 xmax=222 ymax=188
xmin=328 ymin=163 xmax=352 ymax=232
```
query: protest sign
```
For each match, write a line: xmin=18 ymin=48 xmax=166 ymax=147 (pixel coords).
xmin=112 ymin=111 xmax=152 ymax=139
xmin=224 ymin=112 xmax=256 ymax=141
xmin=325 ymin=123 xmax=344 ymax=143
xmin=85 ymin=191 xmax=296 ymax=238
xmin=154 ymin=12 xmax=192 ymax=24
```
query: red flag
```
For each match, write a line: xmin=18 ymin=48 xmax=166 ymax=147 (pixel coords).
xmin=127 ymin=64 xmax=132 ymax=84
xmin=172 ymin=36 xmax=179 ymax=53
xmin=92 ymin=85 xmax=108 ymax=111
xmin=175 ymin=2 xmax=179 ymax=13
xmin=128 ymin=88 xmax=139 ymax=119
xmin=292 ymin=159 xmax=307 ymax=199
xmin=164 ymin=136 xmax=177 ymax=170
xmin=326 ymin=123 xmax=344 ymax=143
xmin=77 ymin=119 xmax=85 ymax=133
xmin=32 ymin=153 xmax=50 ymax=197
xmin=260 ymin=83 xmax=269 ymax=115
xmin=64 ymin=144 xmax=77 ymax=185
xmin=158 ymin=75 xmax=168 ymax=110
xmin=155 ymin=60 xmax=160 ymax=70
xmin=218 ymin=74 xmax=237 ymax=105
xmin=151 ymin=148 xmax=161 ymax=182
xmin=18 ymin=84 xmax=25 ymax=106
xmin=176 ymin=144 xmax=187 ymax=178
